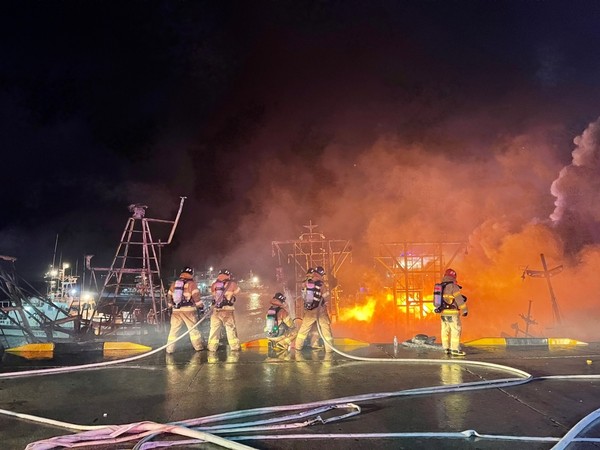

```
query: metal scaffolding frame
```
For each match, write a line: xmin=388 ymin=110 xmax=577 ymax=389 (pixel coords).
xmin=374 ymin=241 xmax=466 ymax=328
xmin=88 ymin=197 xmax=186 ymax=335
xmin=271 ymin=222 xmax=352 ymax=320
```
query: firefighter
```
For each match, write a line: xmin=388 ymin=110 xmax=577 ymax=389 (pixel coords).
xmin=207 ymin=269 xmax=241 ymax=351
xmin=166 ymin=267 xmax=205 ymax=353
xmin=294 ymin=266 xmax=334 ymax=353
xmin=437 ymin=268 xmax=468 ymax=356
xmin=265 ymin=292 xmax=298 ymax=354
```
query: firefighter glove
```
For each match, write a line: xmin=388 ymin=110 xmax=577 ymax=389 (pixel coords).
xmin=462 ymin=311 xmax=468 ymax=317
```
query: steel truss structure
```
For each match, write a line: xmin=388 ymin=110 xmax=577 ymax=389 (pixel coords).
xmin=374 ymin=241 xmax=466 ymax=327
xmin=271 ymin=222 xmax=352 ymax=320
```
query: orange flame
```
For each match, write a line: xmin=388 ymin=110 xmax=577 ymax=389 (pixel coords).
xmin=339 ymin=296 xmax=377 ymax=322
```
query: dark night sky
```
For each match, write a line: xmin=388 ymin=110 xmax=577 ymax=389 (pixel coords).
xmin=2 ymin=1 xmax=600 ymax=285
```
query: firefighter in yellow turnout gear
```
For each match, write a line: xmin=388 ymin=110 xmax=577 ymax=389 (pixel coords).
xmin=207 ymin=269 xmax=241 ymax=352
xmin=265 ymin=292 xmax=298 ymax=352
xmin=294 ymin=266 xmax=334 ymax=353
xmin=436 ymin=268 xmax=468 ymax=356
xmin=166 ymin=267 xmax=205 ymax=353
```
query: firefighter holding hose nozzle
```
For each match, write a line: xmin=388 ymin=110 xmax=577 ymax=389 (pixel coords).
xmin=294 ymin=266 xmax=334 ymax=353
xmin=264 ymin=292 xmax=298 ymax=355
xmin=166 ymin=266 xmax=205 ymax=354
xmin=207 ymin=269 xmax=241 ymax=352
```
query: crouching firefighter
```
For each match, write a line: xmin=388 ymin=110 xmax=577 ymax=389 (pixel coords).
xmin=434 ymin=268 xmax=468 ymax=356
xmin=207 ymin=269 xmax=241 ymax=351
xmin=294 ymin=266 xmax=334 ymax=353
xmin=166 ymin=267 xmax=205 ymax=354
xmin=265 ymin=292 xmax=298 ymax=353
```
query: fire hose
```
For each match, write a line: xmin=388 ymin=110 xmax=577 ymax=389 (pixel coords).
xmin=1 ymin=306 xmax=600 ymax=449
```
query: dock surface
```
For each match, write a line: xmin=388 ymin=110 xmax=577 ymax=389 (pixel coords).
xmin=1 ymin=299 xmax=600 ymax=449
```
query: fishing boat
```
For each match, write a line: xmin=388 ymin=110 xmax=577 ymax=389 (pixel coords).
xmin=1 ymin=198 xmax=187 ymax=346
xmin=0 ymin=255 xmax=96 ymax=349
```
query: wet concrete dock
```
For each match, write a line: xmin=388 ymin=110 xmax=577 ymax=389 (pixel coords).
xmin=2 ymin=294 xmax=600 ymax=449
xmin=2 ymin=336 xmax=600 ymax=449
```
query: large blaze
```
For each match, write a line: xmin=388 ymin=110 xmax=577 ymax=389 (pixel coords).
xmin=334 ymin=219 xmax=600 ymax=345
xmin=316 ymin=120 xmax=600 ymax=345
xmin=198 ymin=112 xmax=600 ymax=346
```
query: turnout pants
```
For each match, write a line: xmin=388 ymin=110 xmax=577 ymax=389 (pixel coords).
xmin=207 ymin=308 xmax=241 ymax=351
xmin=294 ymin=305 xmax=333 ymax=352
xmin=166 ymin=307 xmax=203 ymax=353
xmin=440 ymin=312 xmax=462 ymax=352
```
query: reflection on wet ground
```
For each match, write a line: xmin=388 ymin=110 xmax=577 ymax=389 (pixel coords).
xmin=2 ymin=291 xmax=600 ymax=449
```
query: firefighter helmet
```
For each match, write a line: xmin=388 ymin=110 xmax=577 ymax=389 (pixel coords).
xmin=219 ymin=268 xmax=231 ymax=277
xmin=182 ymin=266 xmax=194 ymax=275
xmin=314 ymin=266 xmax=326 ymax=276
xmin=306 ymin=268 xmax=315 ymax=275
xmin=273 ymin=292 xmax=286 ymax=302
xmin=444 ymin=268 xmax=457 ymax=279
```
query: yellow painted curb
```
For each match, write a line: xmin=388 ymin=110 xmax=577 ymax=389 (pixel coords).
xmin=7 ymin=351 xmax=55 ymax=360
xmin=6 ymin=342 xmax=152 ymax=353
xmin=333 ymin=338 xmax=370 ymax=347
xmin=103 ymin=342 xmax=152 ymax=351
xmin=6 ymin=343 xmax=55 ymax=353
xmin=548 ymin=338 xmax=588 ymax=347
xmin=465 ymin=337 xmax=508 ymax=346
xmin=465 ymin=337 xmax=588 ymax=347
xmin=241 ymin=337 xmax=370 ymax=349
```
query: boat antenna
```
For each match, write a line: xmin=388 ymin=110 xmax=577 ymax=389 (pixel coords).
xmin=52 ymin=234 xmax=59 ymax=269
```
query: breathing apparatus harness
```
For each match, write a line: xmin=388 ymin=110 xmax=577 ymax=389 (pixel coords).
xmin=213 ymin=279 xmax=236 ymax=308
xmin=433 ymin=281 xmax=467 ymax=313
xmin=265 ymin=305 xmax=286 ymax=338
xmin=303 ymin=277 xmax=324 ymax=310
xmin=172 ymin=277 xmax=194 ymax=309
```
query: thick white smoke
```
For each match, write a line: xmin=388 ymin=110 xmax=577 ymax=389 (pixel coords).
xmin=551 ymin=117 xmax=600 ymax=226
